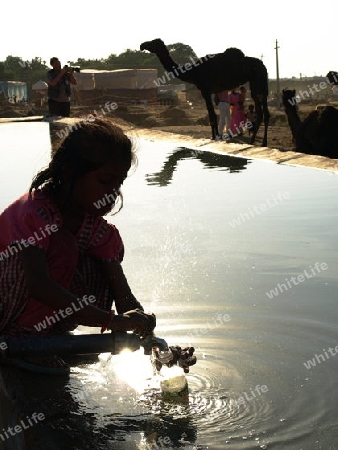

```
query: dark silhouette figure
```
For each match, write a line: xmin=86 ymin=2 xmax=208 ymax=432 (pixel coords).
xmin=140 ymin=38 xmax=270 ymax=146
xmin=326 ymin=71 xmax=338 ymax=86
xmin=282 ymin=89 xmax=338 ymax=159
xmin=146 ymin=147 xmax=249 ymax=187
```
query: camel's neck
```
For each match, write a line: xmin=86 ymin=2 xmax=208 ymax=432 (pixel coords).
xmin=284 ymin=102 xmax=301 ymax=138
xmin=155 ymin=48 xmax=181 ymax=75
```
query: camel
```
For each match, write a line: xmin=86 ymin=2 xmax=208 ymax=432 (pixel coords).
xmin=282 ymin=89 xmax=338 ymax=158
xmin=140 ymin=38 xmax=270 ymax=146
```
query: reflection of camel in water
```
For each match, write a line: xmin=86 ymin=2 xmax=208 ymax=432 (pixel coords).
xmin=146 ymin=147 xmax=249 ymax=186
xmin=282 ymin=89 xmax=338 ymax=158
xmin=140 ymin=38 xmax=270 ymax=146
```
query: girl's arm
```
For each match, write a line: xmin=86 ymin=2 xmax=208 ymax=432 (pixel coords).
xmin=20 ymin=246 xmax=148 ymax=332
xmin=102 ymin=260 xmax=143 ymax=314
xmin=20 ymin=246 xmax=111 ymax=324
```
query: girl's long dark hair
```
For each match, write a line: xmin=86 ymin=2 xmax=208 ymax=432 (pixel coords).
xmin=30 ymin=118 xmax=136 ymax=214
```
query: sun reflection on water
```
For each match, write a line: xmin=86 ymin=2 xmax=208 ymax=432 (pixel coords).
xmin=108 ymin=349 xmax=158 ymax=393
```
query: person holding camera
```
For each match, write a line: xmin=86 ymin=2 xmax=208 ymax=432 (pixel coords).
xmin=47 ymin=57 xmax=77 ymax=117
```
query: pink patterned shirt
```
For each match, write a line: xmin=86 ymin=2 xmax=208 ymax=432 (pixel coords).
xmin=0 ymin=189 xmax=124 ymax=332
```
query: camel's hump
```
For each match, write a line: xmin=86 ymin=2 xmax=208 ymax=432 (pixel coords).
xmin=223 ymin=48 xmax=245 ymax=59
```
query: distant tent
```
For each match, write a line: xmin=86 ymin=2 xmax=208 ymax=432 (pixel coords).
xmin=32 ymin=80 xmax=48 ymax=92
xmin=0 ymin=81 xmax=28 ymax=102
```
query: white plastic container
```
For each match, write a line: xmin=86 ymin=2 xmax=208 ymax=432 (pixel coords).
xmin=160 ymin=366 xmax=189 ymax=400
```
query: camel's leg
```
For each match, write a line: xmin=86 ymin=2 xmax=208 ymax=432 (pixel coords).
xmin=202 ymin=92 xmax=219 ymax=140
xmin=250 ymin=95 xmax=270 ymax=147
xmin=250 ymin=97 xmax=262 ymax=145
xmin=261 ymin=97 xmax=270 ymax=147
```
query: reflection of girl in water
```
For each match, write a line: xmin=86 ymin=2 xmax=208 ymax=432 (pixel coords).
xmin=229 ymin=86 xmax=247 ymax=136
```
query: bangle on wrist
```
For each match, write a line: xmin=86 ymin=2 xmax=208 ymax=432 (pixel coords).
xmin=101 ymin=310 xmax=115 ymax=334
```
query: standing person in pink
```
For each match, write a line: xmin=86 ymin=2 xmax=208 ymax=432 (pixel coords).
xmin=229 ymin=86 xmax=247 ymax=136
xmin=215 ymin=90 xmax=231 ymax=139
xmin=0 ymin=119 xmax=157 ymax=375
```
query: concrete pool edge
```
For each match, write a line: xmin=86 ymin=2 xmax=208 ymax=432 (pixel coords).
xmin=1 ymin=116 xmax=337 ymax=172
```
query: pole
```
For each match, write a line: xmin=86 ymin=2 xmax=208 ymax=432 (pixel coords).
xmin=275 ymin=39 xmax=280 ymax=109
xmin=0 ymin=332 xmax=141 ymax=359
xmin=0 ymin=333 xmax=169 ymax=359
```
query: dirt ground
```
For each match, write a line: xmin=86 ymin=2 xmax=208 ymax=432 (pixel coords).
xmin=1 ymin=99 xmax=338 ymax=169
xmin=0 ymin=99 xmax=296 ymax=152
xmin=92 ymin=102 xmax=296 ymax=152
xmin=131 ymin=103 xmax=296 ymax=152
xmin=4 ymin=97 xmax=338 ymax=156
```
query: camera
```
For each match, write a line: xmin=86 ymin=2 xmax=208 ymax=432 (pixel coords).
xmin=64 ymin=65 xmax=81 ymax=73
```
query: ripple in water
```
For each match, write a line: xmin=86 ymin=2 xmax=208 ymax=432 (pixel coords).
xmin=66 ymin=350 xmax=333 ymax=449
xmin=129 ymin=368 xmax=271 ymax=449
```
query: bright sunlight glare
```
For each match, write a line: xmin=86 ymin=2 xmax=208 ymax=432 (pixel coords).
xmin=110 ymin=349 xmax=156 ymax=393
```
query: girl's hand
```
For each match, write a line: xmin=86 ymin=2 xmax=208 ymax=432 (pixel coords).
xmin=122 ymin=309 xmax=156 ymax=335
xmin=108 ymin=309 xmax=156 ymax=334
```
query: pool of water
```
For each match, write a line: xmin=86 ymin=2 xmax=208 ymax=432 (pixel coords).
xmin=1 ymin=122 xmax=338 ymax=449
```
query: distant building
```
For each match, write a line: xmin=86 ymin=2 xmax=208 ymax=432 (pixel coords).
xmin=73 ymin=69 xmax=158 ymax=104
xmin=0 ymin=81 xmax=28 ymax=102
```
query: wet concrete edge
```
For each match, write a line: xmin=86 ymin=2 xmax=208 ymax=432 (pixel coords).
xmin=1 ymin=116 xmax=338 ymax=172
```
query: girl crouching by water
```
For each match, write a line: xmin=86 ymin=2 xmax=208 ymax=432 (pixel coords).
xmin=0 ymin=119 xmax=156 ymax=374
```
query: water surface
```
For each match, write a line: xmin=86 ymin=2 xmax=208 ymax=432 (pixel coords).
xmin=1 ymin=122 xmax=338 ymax=449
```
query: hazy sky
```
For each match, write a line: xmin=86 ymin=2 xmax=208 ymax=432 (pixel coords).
xmin=1 ymin=0 xmax=335 ymax=79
